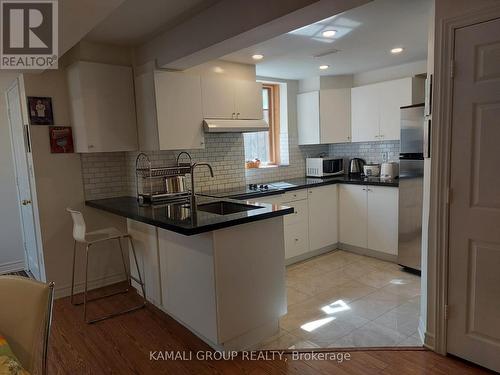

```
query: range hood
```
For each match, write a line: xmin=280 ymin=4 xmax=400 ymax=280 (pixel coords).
xmin=203 ymin=119 xmax=268 ymax=133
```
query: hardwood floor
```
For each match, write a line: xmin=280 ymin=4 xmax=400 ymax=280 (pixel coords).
xmin=48 ymin=288 xmax=493 ymax=374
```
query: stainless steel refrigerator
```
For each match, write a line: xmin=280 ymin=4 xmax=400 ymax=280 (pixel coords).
xmin=398 ymin=103 xmax=425 ymax=271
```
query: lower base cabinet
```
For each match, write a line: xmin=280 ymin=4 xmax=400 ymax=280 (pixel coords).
xmin=251 ymin=185 xmax=339 ymax=262
xmin=339 ymin=184 xmax=399 ymax=256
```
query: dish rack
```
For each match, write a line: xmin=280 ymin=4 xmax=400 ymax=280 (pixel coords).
xmin=135 ymin=153 xmax=191 ymax=205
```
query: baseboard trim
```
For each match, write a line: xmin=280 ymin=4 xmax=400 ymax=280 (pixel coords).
xmin=338 ymin=243 xmax=398 ymax=263
xmin=285 ymin=244 xmax=338 ymax=266
xmin=54 ymin=273 xmax=127 ymax=299
xmin=0 ymin=260 xmax=25 ymax=275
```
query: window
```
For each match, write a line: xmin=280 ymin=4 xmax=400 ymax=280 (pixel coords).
xmin=244 ymin=84 xmax=281 ymax=166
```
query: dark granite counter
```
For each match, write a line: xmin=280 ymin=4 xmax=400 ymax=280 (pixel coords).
xmin=200 ymin=175 xmax=398 ymax=199
xmin=86 ymin=196 xmax=294 ymax=236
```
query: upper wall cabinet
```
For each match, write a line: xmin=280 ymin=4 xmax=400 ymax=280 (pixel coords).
xmin=351 ymin=77 xmax=425 ymax=142
xmin=201 ymin=77 xmax=263 ymax=120
xmin=135 ymin=70 xmax=205 ymax=151
xmin=67 ymin=61 xmax=138 ymax=153
xmin=297 ymin=88 xmax=351 ymax=145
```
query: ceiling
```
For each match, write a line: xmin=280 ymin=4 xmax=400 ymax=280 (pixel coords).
xmin=222 ymin=0 xmax=431 ymax=80
xmin=84 ymin=0 xmax=219 ymax=46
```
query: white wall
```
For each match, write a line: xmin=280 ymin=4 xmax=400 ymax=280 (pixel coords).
xmin=23 ymin=69 xmax=128 ymax=298
xmin=0 ymin=73 xmax=25 ymax=273
xmin=353 ymin=60 xmax=427 ymax=86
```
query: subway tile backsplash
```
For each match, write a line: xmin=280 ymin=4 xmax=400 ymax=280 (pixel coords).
xmin=81 ymin=133 xmax=329 ymax=200
xmin=329 ymin=140 xmax=400 ymax=166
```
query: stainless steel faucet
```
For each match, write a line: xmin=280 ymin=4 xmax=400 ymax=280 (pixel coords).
xmin=189 ymin=162 xmax=214 ymax=209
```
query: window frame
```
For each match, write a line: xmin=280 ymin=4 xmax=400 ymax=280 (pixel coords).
xmin=262 ymin=83 xmax=280 ymax=165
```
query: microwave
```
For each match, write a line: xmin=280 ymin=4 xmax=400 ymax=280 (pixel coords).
xmin=306 ymin=157 xmax=344 ymax=177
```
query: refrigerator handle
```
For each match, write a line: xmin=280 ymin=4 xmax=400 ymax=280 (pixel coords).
xmin=424 ymin=118 xmax=431 ymax=159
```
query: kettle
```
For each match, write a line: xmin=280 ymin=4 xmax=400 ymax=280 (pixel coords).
xmin=349 ymin=158 xmax=366 ymax=176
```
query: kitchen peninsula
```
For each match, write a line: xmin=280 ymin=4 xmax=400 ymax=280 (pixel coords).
xmin=86 ymin=195 xmax=293 ymax=351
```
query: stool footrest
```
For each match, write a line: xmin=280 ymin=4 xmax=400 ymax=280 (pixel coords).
xmin=71 ymin=287 xmax=129 ymax=306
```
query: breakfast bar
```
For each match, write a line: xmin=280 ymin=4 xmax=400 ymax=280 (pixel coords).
xmin=86 ymin=196 xmax=293 ymax=350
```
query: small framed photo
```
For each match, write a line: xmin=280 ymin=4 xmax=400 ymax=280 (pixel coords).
xmin=27 ymin=96 xmax=54 ymax=125
xmin=49 ymin=126 xmax=74 ymax=153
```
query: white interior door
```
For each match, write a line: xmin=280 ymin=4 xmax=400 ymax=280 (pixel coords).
xmin=6 ymin=79 xmax=42 ymax=280
xmin=447 ymin=18 xmax=500 ymax=373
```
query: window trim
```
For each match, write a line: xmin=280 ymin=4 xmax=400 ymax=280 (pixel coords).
xmin=263 ymin=83 xmax=280 ymax=165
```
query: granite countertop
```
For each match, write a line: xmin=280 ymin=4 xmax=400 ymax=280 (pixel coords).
xmin=269 ymin=175 xmax=399 ymax=191
xmin=86 ymin=196 xmax=294 ymax=236
xmin=201 ymin=175 xmax=398 ymax=200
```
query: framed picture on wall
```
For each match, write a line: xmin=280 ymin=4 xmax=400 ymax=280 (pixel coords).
xmin=27 ymin=96 xmax=54 ymax=125
xmin=49 ymin=127 xmax=74 ymax=153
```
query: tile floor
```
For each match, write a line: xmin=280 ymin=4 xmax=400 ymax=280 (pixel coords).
xmin=258 ymin=250 xmax=423 ymax=349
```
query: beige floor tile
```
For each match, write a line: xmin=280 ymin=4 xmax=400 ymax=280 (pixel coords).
xmin=279 ymin=298 xmax=326 ymax=332
xmin=287 ymin=286 xmax=312 ymax=306
xmin=313 ymin=280 xmax=377 ymax=305
xmin=397 ymin=332 xmax=423 ymax=347
xmin=329 ymin=322 xmax=407 ymax=348
xmin=380 ymin=279 xmax=421 ymax=299
xmin=290 ymin=312 xmax=369 ymax=346
xmin=372 ymin=303 xmax=420 ymax=337
xmin=347 ymin=290 xmax=407 ymax=320
xmin=258 ymin=332 xmax=320 ymax=350
xmin=286 ymin=270 xmax=352 ymax=296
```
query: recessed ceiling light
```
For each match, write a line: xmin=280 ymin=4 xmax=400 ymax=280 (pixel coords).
xmin=391 ymin=47 xmax=404 ymax=55
xmin=252 ymin=54 xmax=264 ymax=60
xmin=319 ymin=65 xmax=330 ymax=70
xmin=322 ymin=30 xmax=337 ymax=38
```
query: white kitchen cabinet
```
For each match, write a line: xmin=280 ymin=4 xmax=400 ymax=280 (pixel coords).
xmin=351 ymin=77 xmax=425 ymax=142
xmin=339 ymin=184 xmax=399 ymax=256
xmin=201 ymin=76 xmax=234 ymax=119
xmin=297 ymin=91 xmax=320 ymax=145
xmin=308 ymin=185 xmax=338 ymax=251
xmin=339 ymin=184 xmax=368 ymax=249
xmin=351 ymin=84 xmax=380 ymax=142
xmin=297 ymin=89 xmax=351 ymax=145
xmin=67 ymin=61 xmax=138 ymax=153
xmin=201 ymin=77 xmax=263 ymax=120
xmin=367 ymin=186 xmax=399 ymax=255
xmin=234 ymin=79 xmax=264 ymax=119
xmin=135 ymin=70 xmax=205 ymax=151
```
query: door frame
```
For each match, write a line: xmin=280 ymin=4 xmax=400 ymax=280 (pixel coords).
xmin=429 ymin=4 xmax=500 ymax=355
xmin=6 ymin=75 xmax=46 ymax=281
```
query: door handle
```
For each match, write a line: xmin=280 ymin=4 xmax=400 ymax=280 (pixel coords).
xmin=21 ymin=200 xmax=32 ymax=205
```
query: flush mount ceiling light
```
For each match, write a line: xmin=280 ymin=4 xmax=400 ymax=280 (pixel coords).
xmin=252 ymin=54 xmax=264 ymax=60
xmin=322 ymin=29 xmax=337 ymax=38
xmin=319 ymin=64 xmax=330 ymax=70
xmin=390 ymin=47 xmax=404 ymax=55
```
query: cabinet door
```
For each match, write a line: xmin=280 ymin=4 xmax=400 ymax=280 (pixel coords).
xmin=308 ymin=185 xmax=338 ymax=251
xmin=378 ymin=78 xmax=413 ymax=141
xmin=201 ymin=76 xmax=235 ymax=118
xmin=154 ymin=71 xmax=205 ymax=150
xmin=297 ymin=91 xmax=320 ymax=145
xmin=284 ymin=222 xmax=309 ymax=260
xmin=234 ymin=80 xmax=263 ymax=119
xmin=320 ymin=89 xmax=351 ymax=144
xmin=367 ymin=186 xmax=399 ymax=255
xmin=67 ymin=61 xmax=138 ymax=152
xmin=339 ymin=184 xmax=367 ymax=248
xmin=351 ymin=85 xmax=380 ymax=142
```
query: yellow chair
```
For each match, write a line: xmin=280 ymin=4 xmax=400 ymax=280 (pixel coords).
xmin=0 ymin=276 xmax=54 ymax=375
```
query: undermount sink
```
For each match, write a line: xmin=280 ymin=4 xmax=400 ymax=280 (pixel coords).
xmin=197 ymin=201 xmax=262 ymax=215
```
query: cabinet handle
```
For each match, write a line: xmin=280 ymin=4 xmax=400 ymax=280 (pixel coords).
xmin=232 ymin=113 xmax=236 ymax=119
xmin=88 ymin=144 xmax=94 ymax=149
xmin=237 ymin=112 xmax=240 ymax=118
xmin=295 ymin=238 xmax=299 ymax=242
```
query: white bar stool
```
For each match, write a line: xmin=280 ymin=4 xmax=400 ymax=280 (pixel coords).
xmin=67 ymin=208 xmax=146 ymax=324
